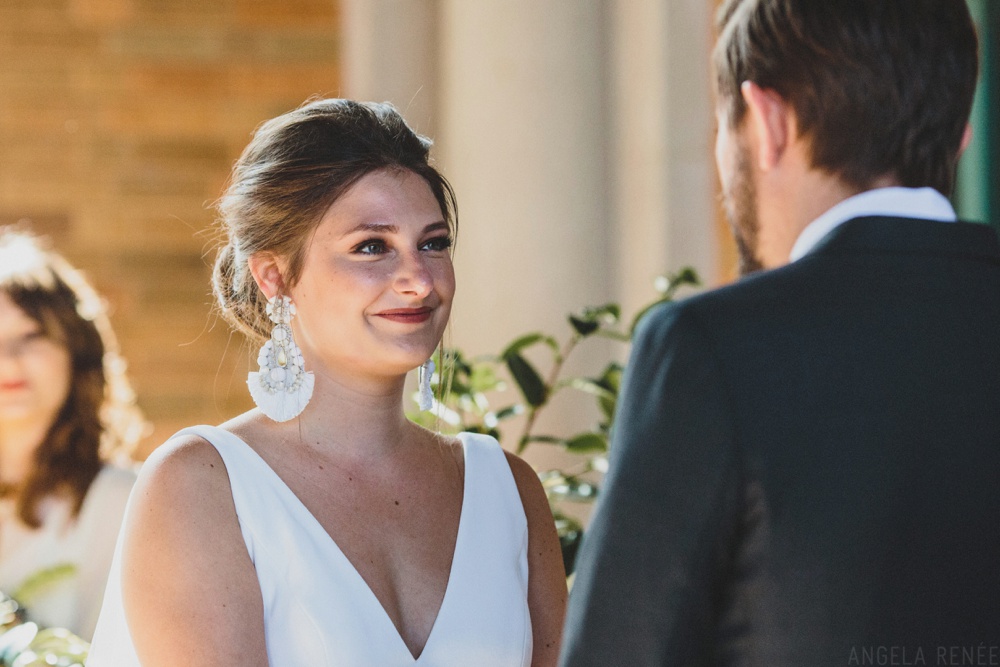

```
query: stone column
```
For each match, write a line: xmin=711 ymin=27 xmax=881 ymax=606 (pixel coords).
xmin=436 ymin=0 xmax=612 ymax=353
xmin=610 ymin=0 xmax=717 ymax=318
xmin=340 ymin=0 xmax=440 ymax=136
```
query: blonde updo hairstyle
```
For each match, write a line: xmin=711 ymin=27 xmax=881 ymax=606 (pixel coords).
xmin=213 ymin=99 xmax=457 ymax=344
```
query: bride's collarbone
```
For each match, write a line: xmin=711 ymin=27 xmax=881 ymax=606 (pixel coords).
xmin=268 ymin=438 xmax=464 ymax=542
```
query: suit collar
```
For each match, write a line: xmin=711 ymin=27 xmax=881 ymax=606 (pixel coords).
xmin=789 ymin=187 xmax=956 ymax=261
xmin=805 ymin=216 xmax=1000 ymax=263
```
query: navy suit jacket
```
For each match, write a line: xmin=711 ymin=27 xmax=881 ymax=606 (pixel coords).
xmin=560 ymin=217 xmax=1000 ymax=666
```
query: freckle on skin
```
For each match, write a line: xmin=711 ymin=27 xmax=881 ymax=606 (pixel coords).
xmin=394 ymin=500 xmax=400 ymax=506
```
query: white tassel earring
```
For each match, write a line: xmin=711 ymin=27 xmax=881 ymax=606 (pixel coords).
xmin=247 ymin=295 xmax=315 ymax=422
xmin=417 ymin=358 xmax=435 ymax=411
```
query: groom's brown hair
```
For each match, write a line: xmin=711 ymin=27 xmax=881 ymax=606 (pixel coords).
xmin=713 ymin=0 xmax=979 ymax=197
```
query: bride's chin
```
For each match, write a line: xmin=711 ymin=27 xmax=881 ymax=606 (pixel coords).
xmin=362 ymin=356 xmax=438 ymax=382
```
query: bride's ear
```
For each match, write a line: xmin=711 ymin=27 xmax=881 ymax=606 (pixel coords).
xmin=247 ymin=252 xmax=288 ymax=300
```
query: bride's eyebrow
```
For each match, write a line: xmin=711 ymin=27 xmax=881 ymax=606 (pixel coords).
xmin=341 ymin=221 xmax=449 ymax=237
xmin=342 ymin=222 xmax=397 ymax=236
xmin=423 ymin=222 xmax=449 ymax=234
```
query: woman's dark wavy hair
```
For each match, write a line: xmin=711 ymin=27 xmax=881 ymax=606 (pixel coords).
xmin=0 ymin=227 xmax=145 ymax=528
xmin=213 ymin=98 xmax=458 ymax=344
xmin=713 ymin=0 xmax=979 ymax=197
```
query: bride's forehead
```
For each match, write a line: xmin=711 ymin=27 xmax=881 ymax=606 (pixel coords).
xmin=340 ymin=170 xmax=436 ymax=210
xmin=312 ymin=175 xmax=443 ymax=237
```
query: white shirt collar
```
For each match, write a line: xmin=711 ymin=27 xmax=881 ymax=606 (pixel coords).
xmin=789 ymin=187 xmax=956 ymax=261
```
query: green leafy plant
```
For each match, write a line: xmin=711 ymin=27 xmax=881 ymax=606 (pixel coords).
xmin=410 ymin=268 xmax=700 ymax=573
xmin=0 ymin=591 xmax=88 ymax=667
xmin=10 ymin=565 xmax=76 ymax=609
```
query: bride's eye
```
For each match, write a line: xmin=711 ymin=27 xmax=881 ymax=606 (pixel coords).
xmin=421 ymin=236 xmax=453 ymax=252
xmin=353 ymin=239 xmax=388 ymax=255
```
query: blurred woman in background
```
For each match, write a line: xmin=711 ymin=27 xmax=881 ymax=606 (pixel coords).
xmin=0 ymin=226 xmax=145 ymax=639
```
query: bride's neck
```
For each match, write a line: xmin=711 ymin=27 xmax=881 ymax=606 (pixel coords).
xmin=292 ymin=372 xmax=415 ymax=461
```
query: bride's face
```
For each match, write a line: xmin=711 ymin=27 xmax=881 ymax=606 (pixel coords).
xmin=286 ymin=168 xmax=455 ymax=382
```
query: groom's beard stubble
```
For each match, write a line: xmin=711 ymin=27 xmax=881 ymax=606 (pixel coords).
xmin=723 ymin=141 xmax=765 ymax=276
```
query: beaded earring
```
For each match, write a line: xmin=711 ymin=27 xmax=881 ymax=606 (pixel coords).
xmin=247 ymin=295 xmax=314 ymax=422
xmin=417 ymin=358 xmax=435 ymax=411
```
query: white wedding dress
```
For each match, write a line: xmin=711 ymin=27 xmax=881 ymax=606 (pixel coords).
xmin=87 ymin=426 xmax=532 ymax=666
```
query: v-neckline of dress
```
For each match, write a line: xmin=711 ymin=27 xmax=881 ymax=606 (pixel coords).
xmin=217 ymin=428 xmax=471 ymax=663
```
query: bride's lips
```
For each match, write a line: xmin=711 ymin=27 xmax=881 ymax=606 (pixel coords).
xmin=373 ymin=307 xmax=433 ymax=324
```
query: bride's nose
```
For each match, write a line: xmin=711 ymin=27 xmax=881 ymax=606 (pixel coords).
xmin=393 ymin=251 xmax=433 ymax=298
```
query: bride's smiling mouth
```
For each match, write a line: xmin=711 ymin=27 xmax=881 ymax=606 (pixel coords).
xmin=373 ymin=307 xmax=434 ymax=324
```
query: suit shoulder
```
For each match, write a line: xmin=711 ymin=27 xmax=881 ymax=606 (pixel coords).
xmin=633 ymin=294 xmax=700 ymax=337
xmin=632 ymin=282 xmax=741 ymax=342
xmin=646 ymin=263 xmax=818 ymax=323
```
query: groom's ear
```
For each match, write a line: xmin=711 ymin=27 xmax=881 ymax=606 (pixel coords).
xmin=247 ymin=252 xmax=288 ymax=299
xmin=741 ymin=80 xmax=796 ymax=172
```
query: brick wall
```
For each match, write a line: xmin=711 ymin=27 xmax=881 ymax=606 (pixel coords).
xmin=0 ymin=0 xmax=340 ymax=457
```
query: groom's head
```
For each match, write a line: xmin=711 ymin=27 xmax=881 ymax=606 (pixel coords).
xmin=712 ymin=0 xmax=979 ymax=273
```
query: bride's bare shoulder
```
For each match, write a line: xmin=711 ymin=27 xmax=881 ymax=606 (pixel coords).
xmin=121 ymin=426 xmax=268 ymax=665
xmin=132 ymin=430 xmax=238 ymax=523
xmin=141 ymin=412 xmax=268 ymax=490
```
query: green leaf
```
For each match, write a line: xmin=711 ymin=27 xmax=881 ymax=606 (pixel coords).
xmin=468 ymin=363 xmax=502 ymax=393
xmin=562 ymin=377 xmax=616 ymax=401
xmin=505 ymin=352 xmax=548 ymax=407
xmin=493 ymin=404 xmax=524 ymax=421
xmin=568 ymin=315 xmax=600 ymax=336
xmin=442 ymin=348 xmax=472 ymax=377
xmin=583 ymin=303 xmax=621 ymax=323
xmin=674 ymin=266 xmax=701 ymax=287
xmin=11 ymin=563 xmax=77 ymax=606
xmin=635 ymin=268 xmax=702 ymax=333
xmin=544 ymin=473 xmax=600 ymax=500
xmin=594 ymin=363 xmax=624 ymax=420
xmin=552 ymin=509 xmax=584 ymax=534
xmin=538 ymin=469 xmax=563 ymax=483
xmin=522 ymin=434 xmax=564 ymax=445
xmin=598 ymin=362 xmax=624 ymax=389
xmin=446 ymin=377 xmax=473 ymax=397
xmin=407 ymin=410 xmax=438 ymax=429
xmin=564 ymin=432 xmax=608 ymax=454
xmin=654 ymin=267 xmax=701 ymax=297
xmin=500 ymin=332 xmax=559 ymax=359
xmin=568 ymin=303 xmax=622 ymax=337
xmin=594 ymin=329 xmax=631 ymax=342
